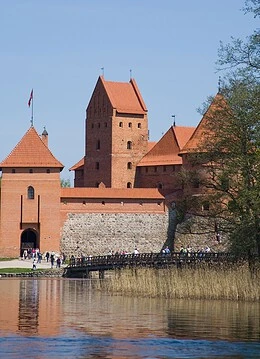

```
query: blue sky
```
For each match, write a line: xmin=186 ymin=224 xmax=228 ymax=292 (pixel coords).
xmin=0 ymin=0 xmax=256 ymax=182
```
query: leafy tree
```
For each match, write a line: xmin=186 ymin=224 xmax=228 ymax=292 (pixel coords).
xmin=196 ymin=80 xmax=260 ymax=256
xmin=61 ymin=178 xmax=71 ymax=188
xmin=177 ymin=0 xmax=260 ymax=256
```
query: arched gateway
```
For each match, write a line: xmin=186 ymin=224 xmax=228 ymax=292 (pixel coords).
xmin=20 ymin=229 xmax=38 ymax=257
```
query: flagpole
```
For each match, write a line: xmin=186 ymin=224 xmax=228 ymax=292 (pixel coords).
xmin=31 ymin=90 xmax=34 ymax=127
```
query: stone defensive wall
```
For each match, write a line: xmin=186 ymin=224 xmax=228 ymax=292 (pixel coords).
xmin=59 ymin=188 xmax=175 ymax=257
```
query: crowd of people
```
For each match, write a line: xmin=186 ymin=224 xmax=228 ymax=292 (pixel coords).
xmin=22 ymin=248 xmax=66 ymax=270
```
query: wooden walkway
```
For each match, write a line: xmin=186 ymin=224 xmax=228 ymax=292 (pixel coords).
xmin=64 ymin=252 xmax=234 ymax=278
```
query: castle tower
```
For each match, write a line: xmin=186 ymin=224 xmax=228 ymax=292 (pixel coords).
xmin=0 ymin=126 xmax=64 ymax=257
xmin=83 ymin=76 xmax=148 ymax=188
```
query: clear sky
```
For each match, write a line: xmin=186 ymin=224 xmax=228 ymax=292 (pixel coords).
xmin=0 ymin=0 xmax=256 ymax=182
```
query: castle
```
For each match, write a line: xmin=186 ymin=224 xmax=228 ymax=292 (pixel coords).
xmin=0 ymin=76 xmax=219 ymax=258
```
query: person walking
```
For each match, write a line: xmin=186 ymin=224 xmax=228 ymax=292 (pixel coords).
xmin=32 ymin=259 xmax=37 ymax=270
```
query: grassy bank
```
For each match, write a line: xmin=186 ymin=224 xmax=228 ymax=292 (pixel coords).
xmin=95 ymin=262 xmax=260 ymax=301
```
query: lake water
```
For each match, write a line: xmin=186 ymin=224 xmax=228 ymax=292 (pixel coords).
xmin=0 ymin=278 xmax=259 ymax=359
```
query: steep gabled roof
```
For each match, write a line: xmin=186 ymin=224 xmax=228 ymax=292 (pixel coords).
xmin=0 ymin=126 xmax=64 ymax=170
xmin=61 ymin=187 xmax=164 ymax=200
xmin=180 ymin=93 xmax=226 ymax=155
xmin=100 ymin=76 xmax=147 ymax=114
xmin=137 ymin=125 xmax=195 ymax=166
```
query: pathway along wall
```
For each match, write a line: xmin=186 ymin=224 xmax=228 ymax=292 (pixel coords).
xmin=60 ymin=210 xmax=175 ymax=257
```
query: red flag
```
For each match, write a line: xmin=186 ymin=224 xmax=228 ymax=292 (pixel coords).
xmin=28 ymin=89 xmax=33 ymax=107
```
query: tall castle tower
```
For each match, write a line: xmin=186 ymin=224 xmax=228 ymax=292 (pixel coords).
xmin=83 ymin=76 xmax=148 ymax=188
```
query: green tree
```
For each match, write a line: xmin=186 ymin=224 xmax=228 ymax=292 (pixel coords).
xmin=61 ymin=178 xmax=71 ymax=188
xmin=196 ymin=80 xmax=260 ymax=256
xmin=177 ymin=0 xmax=260 ymax=256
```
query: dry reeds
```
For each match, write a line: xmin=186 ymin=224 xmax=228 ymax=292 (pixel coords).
xmin=94 ymin=262 xmax=260 ymax=301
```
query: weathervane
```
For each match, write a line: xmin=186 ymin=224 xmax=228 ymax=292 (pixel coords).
xmin=172 ymin=114 xmax=176 ymax=127
xmin=218 ymin=76 xmax=221 ymax=92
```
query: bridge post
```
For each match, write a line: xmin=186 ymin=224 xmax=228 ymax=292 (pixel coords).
xmin=85 ymin=270 xmax=92 ymax=279
xmin=99 ymin=270 xmax=105 ymax=279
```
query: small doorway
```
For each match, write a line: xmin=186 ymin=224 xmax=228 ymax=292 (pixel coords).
xmin=20 ymin=229 xmax=38 ymax=257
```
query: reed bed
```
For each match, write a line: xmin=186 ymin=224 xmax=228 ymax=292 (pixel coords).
xmin=94 ymin=262 xmax=260 ymax=301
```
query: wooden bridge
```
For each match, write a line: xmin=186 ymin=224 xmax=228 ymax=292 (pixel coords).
xmin=64 ymin=252 xmax=234 ymax=278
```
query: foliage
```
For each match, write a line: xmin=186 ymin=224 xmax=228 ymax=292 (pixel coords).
xmin=177 ymin=1 xmax=260 ymax=257
xmin=60 ymin=178 xmax=71 ymax=187
xmin=197 ymin=80 xmax=259 ymax=255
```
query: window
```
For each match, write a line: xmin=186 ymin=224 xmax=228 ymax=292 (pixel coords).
xmin=98 ymin=123 xmax=101 ymax=128
xmin=91 ymin=123 xmax=94 ymax=129
xmin=127 ymin=162 xmax=132 ymax=169
xmin=96 ymin=140 xmax=100 ymax=150
xmin=192 ymin=178 xmax=200 ymax=188
xmin=46 ymin=169 xmax=50 ymax=173
xmin=138 ymin=123 xmax=141 ymax=128
xmin=12 ymin=169 xmax=16 ymax=173
xmin=102 ymin=201 xmax=105 ymax=205
xmin=104 ymin=122 xmax=107 ymax=127
xmin=157 ymin=183 xmax=163 ymax=189
xmin=127 ymin=141 xmax=132 ymax=149
xmin=27 ymin=186 xmax=34 ymax=199
xmin=96 ymin=162 xmax=100 ymax=170
xmin=163 ymin=166 xmax=167 ymax=172
xmin=29 ymin=169 xmax=33 ymax=173
xmin=154 ymin=166 xmax=157 ymax=172
xmin=202 ymin=201 xmax=210 ymax=211
xmin=127 ymin=182 xmax=132 ymax=188
xmin=128 ymin=122 xmax=132 ymax=128
xmin=221 ymin=177 xmax=229 ymax=191
xmin=119 ymin=122 xmax=123 ymax=127
xmin=145 ymin=167 xmax=148 ymax=173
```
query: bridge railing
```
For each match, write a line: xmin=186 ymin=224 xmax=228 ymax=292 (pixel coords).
xmin=68 ymin=252 xmax=234 ymax=269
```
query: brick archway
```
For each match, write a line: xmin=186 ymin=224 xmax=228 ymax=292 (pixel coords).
xmin=20 ymin=229 xmax=38 ymax=257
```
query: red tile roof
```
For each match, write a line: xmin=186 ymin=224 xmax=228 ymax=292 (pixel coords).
xmin=101 ymin=76 xmax=147 ymax=114
xmin=137 ymin=126 xmax=194 ymax=166
xmin=69 ymin=157 xmax=84 ymax=171
xmin=0 ymin=126 xmax=64 ymax=169
xmin=179 ymin=93 xmax=226 ymax=155
xmin=61 ymin=187 xmax=164 ymax=200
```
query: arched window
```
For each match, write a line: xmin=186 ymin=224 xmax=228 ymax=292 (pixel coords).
xmin=119 ymin=122 xmax=123 ymax=127
xmin=127 ymin=182 xmax=132 ymax=188
xmin=157 ymin=183 xmax=163 ymax=189
xmin=96 ymin=140 xmax=100 ymax=150
xmin=128 ymin=122 xmax=132 ymax=128
xmin=127 ymin=162 xmax=132 ymax=169
xmin=127 ymin=141 xmax=132 ymax=149
xmin=28 ymin=186 xmax=35 ymax=199
xmin=138 ymin=123 xmax=141 ymax=128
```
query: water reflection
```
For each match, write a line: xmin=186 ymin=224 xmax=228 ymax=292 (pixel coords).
xmin=18 ymin=280 xmax=39 ymax=334
xmin=166 ymin=300 xmax=260 ymax=341
xmin=0 ymin=278 xmax=259 ymax=358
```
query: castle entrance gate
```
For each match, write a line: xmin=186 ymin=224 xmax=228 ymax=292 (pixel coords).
xmin=20 ymin=229 xmax=38 ymax=257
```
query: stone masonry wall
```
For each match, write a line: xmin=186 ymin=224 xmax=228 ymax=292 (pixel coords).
xmin=60 ymin=211 xmax=173 ymax=257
